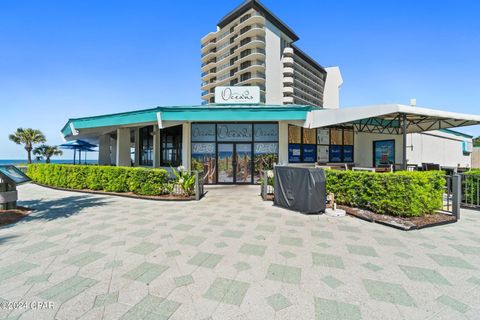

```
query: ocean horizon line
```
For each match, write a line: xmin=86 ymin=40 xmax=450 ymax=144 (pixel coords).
xmin=0 ymin=159 xmax=98 ymax=165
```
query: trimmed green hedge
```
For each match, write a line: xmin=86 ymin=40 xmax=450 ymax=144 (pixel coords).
xmin=325 ymin=170 xmax=445 ymax=217
xmin=27 ymin=164 xmax=171 ymax=196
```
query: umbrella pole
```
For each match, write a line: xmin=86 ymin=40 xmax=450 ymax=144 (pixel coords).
xmin=73 ymin=149 xmax=76 ymax=165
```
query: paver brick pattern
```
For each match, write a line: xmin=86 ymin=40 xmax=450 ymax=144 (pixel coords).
xmin=0 ymin=184 xmax=479 ymax=319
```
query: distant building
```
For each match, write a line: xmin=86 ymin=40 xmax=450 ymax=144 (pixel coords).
xmin=473 ymin=147 xmax=480 ymax=169
xmin=61 ymin=0 xmax=480 ymax=184
xmin=200 ymin=0 xmax=342 ymax=108
xmin=407 ymin=129 xmax=473 ymax=169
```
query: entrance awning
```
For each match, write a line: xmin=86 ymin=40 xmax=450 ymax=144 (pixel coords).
xmin=308 ymin=104 xmax=480 ymax=134
xmin=308 ymin=104 xmax=480 ymax=170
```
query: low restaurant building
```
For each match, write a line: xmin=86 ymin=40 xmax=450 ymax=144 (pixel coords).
xmin=61 ymin=87 xmax=480 ymax=184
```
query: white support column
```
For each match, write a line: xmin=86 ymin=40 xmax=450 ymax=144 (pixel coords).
xmin=182 ymin=122 xmax=191 ymax=171
xmin=153 ymin=126 xmax=161 ymax=168
xmin=278 ymin=121 xmax=289 ymax=165
xmin=98 ymin=135 xmax=111 ymax=166
xmin=110 ymin=138 xmax=117 ymax=165
xmin=134 ymin=128 xmax=140 ymax=167
xmin=116 ymin=128 xmax=131 ymax=167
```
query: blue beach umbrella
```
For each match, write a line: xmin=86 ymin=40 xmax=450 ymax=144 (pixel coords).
xmin=60 ymin=140 xmax=97 ymax=164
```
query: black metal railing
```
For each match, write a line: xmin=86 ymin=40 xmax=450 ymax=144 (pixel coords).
xmin=443 ymin=174 xmax=461 ymax=219
xmin=461 ymin=173 xmax=480 ymax=209
xmin=195 ymin=171 xmax=206 ymax=201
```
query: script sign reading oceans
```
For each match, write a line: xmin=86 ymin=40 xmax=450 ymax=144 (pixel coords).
xmin=214 ymin=86 xmax=260 ymax=104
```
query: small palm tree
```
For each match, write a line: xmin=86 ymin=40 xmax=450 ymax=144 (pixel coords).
xmin=33 ymin=145 xmax=63 ymax=164
xmin=9 ymin=128 xmax=47 ymax=164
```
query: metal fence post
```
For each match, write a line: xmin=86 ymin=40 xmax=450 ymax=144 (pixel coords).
xmin=452 ymin=174 xmax=461 ymax=220
xmin=195 ymin=171 xmax=200 ymax=201
xmin=261 ymin=170 xmax=267 ymax=200
xmin=0 ymin=178 xmax=5 ymax=210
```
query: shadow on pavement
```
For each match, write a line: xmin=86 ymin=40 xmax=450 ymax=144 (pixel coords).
xmin=15 ymin=195 xmax=108 ymax=223
xmin=0 ymin=234 xmax=20 ymax=245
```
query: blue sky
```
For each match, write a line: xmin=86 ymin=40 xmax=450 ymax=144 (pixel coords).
xmin=1 ymin=0 xmax=479 ymax=159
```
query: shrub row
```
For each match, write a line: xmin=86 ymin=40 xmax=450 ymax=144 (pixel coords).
xmin=325 ymin=170 xmax=445 ymax=217
xmin=27 ymin=164 xmax=171 ymax=196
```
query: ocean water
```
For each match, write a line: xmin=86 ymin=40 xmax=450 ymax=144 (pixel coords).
xmin=0 ymin=159 xmax=97 ymax=166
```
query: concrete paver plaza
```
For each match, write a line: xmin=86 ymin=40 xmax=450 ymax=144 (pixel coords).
xmin=0 ymin=184 xmax=479 ymax=320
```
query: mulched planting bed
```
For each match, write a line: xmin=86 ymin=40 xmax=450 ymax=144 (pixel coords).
xmin=263 ymin=195 xmax=456 ymax=230
xmin=339 ymin=205 xmax=457 ymax=230
xmin=34 ymin=183 xmax=196 ymax=201
xmin=0 ymin=206 xmax=32 ymax=227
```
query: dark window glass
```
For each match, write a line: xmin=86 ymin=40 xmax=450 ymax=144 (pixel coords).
xmin=240 ymin=61 xmax=251 ymax=70
xmin=160 ymin=125 xmax=182 ymax=167
xmin=240 ymin=72 xmax=251 ymax=82
xmin=139 ymin=126 xmax=153 ymax=166
xmin=289 ymin=126 xmax=354 ymax=163
xmin=240 ymin=49 xmax=251 ymax=58
xmin=240 ymin=14 xmax=251 ymax=23
xmin=240 ymin=37 xmax=251 ymax=46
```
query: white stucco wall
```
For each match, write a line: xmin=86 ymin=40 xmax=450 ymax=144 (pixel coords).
xmin=116 ymin=128 xmax=131 ymax=167
xmin=182 ymin=123 xmax=192 ymax=171
xmin=354 ymin=132 xmax=404 ymax=167
xmin=323 ymin=67 xmax=343 ymax=109
xmin=264 ymin=21 xmax=284 ymax=105
xmin=110 ymin=138 xmax=117 ymax=165
xmin=278 ymin=121 xmax=289 ymax=164
xmin=153 ymin=126 xmax=161 ymax=168
xmin=473 ymin=147 xmax=480 ymax=169
xmin=98 ymin=135 xmax=111 ymax=166
xmin=353 ymin=130 xmax=471 ymax=168
xmin=407 ymin=130 xmax=472 ymax=168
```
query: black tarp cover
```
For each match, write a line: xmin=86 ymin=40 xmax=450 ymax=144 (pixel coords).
xmin=273 ymin=166 xmax=326 ymax=214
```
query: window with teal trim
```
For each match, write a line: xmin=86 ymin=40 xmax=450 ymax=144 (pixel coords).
xmin=139 ymin=126 xmax=153 ymax=166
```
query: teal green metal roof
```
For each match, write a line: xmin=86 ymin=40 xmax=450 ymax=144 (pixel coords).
xmin=61 ymin=104 xmax=316 ymax=137
xmin=439 ymin=128 xmax=473 ymax=139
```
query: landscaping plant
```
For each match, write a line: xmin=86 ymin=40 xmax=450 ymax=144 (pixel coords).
xmin=325 ymin=170 xmax=445 ymax=217
xmin=171 ymin=166 xmax=196 ymax=196
xmin=9 ymin=128 xmax=46 ymax=164
xmin=33 ymin=145 xmax=63 ymax=163
xmin=27 ymin=164 xmax=172 ymax=196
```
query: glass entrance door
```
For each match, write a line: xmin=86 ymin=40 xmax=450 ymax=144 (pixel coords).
xmin=217 ymin=143 xmax=253 ymax=184
xmin=235 ymin=143 xmax=252 ymax=184
xmin=218 ymin=144 xmax=234 ymax=183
